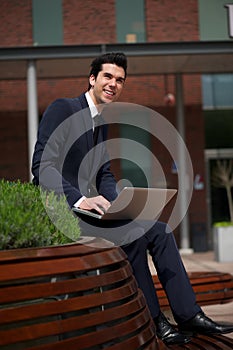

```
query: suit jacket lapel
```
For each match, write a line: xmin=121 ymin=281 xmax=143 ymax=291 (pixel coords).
xmin=75 ymin=94 xmax=108 ymax=190
xmin=77 ymin=94 xmax=103 ymax=184
xmin=77 ymin=94 xmax=94 ymax=152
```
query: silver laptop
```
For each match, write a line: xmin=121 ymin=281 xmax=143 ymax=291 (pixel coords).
xmin=72 ymin=187 xmax=177 ymax=221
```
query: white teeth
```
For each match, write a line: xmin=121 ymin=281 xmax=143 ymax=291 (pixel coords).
xmin=105 ymin=90 xmax=114 ymax=96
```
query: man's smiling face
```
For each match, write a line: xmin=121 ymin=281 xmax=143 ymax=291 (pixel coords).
xmin=89 ymin=63 xmax=125 ymax=105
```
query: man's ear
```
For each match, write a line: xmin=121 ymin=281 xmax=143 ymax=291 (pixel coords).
xmin=89 ymin=75 xmax=95 ymax=88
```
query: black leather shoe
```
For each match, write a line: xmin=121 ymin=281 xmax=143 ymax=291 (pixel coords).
xmin=179 ymin=311 xmax=233 ymax=336
xmin=154 ymin=312 xmax=191 ymax=345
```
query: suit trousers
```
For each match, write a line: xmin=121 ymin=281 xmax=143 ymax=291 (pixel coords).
xmin=78 ymin=215 xmax=201 ymax=323
xmin=121 ymin=221 xmax=201 ymax=323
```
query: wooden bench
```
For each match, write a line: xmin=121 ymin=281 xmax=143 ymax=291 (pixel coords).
xmin=153 ymin=271 xmax=233 ymax=309
xmin=154 ymin=271 xmax=233 ymax=349
xmin=0 ymin=239 xmax=233 ymax=350
xmin=0 ymin=238 xmax=156 ymax=350
xmin=156 ymin=334 xmax=233 ymax=350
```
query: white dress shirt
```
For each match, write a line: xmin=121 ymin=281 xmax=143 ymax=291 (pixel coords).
xmin=73 ymin=91 xmax=98 ymax=208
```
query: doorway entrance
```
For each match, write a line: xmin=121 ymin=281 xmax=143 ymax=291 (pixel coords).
xmin=205 ymin=148 xmax=233 ymax=248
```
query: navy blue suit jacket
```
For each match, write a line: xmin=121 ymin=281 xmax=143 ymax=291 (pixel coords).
xmin=32 ymin=93 xmax=118 ymax=207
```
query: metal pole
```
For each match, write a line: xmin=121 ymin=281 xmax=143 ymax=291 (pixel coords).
xmin=27 ymin=60 xmax=38 ymax=181
xmin=175 ymin=74 xmax=193 ymax=253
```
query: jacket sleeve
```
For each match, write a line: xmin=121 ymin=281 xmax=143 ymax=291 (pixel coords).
xmin=96 ymin=161 xmax=119 ymax=202
xmin=31 ymin=98 xmax=83 ymax=207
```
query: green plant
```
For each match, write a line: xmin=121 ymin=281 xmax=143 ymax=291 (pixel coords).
xmin=0 ymin=179 xmax=80 ymax=250
xmin=213 ymin=221 xmax=233 ymax=227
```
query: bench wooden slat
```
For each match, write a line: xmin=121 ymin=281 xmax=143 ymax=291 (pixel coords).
xmin=105 ymin=322 xmax=157 ymax=350
xmin=0 ymin=277 xmax=138 ymax=324
xmin=15 ymin=308 xmax=154 ymax=350
xmin=0 ymin=248 xmax=126 ymax=282
xmin=153 ymin=271 xmax=233 ymax=309
xmin=0 ymin=291 xmax=148 ymax=346
xmin=0 ymin=238 xmax=116 ymax=262
xmin=191 ymin=336 xmax=224 ymax=350
xmin=57 ymin=308 xmax=152 ymax=350
xmin=190 ymin=334 xmax=233 ymax=350
xmin=156 ymin=335 xmax=233 ymax=350
xmin=0 ymin=260 xmax=132 ymax=304
xmin=212 ymin=334 xmax=233 ymax=348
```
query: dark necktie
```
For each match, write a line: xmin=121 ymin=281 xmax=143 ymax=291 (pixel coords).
xmin=93 ymin=114 xmax=102 ymax=145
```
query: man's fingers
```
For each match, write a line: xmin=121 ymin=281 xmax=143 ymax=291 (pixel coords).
xmin=97 ymin=196 xmax=111 ymax=210
xmin=80 ymin=196 xmax=111 ymax=215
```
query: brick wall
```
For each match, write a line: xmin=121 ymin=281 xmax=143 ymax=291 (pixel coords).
xmin=146 ymin=0 xmax=199 ymax=42
xmin=0 ymin=0 xmax=32 ymax=47
xmin=63 ymin=0 xmax=116 ymax=44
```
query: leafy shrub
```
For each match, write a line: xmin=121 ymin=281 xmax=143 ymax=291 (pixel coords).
xmin=0 ymin=179 xmax=81 ymax=250
xmin=213 ymin=221 xmax=233 ymax=227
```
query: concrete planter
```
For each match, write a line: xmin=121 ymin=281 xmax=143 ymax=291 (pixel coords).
xmin=213 ymin=225 xmax=233 ymax=262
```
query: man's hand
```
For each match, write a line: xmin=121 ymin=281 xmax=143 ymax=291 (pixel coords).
xmin=79 ymin=196 xmax=111 ymax=215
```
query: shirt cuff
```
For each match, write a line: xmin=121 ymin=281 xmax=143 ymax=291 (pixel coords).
xmin=73 ymin=196 xmax=86 ymax=208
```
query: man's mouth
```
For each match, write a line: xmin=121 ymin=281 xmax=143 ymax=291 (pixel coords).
xmin=104 ymin=89 xmax=115 ymax=96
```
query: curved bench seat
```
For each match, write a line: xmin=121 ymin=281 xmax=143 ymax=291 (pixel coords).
xmin=0 ymin=238 xmax=156 ymax=350
xmin=153 ymin=271 xmax=233 ymax=309
xmin=0 ymin=239 xmax=232 ymax=350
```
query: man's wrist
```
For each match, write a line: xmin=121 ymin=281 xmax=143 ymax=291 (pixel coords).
xmin=73 ymin=196 xmax=86 ymax=208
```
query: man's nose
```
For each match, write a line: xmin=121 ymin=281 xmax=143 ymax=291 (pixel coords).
xmin=109 ymin=78 xmax=117 ymax=86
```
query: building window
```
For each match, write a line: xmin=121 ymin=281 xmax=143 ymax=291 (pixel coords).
xmin=115 ymin=0 xmax=146 ymax=43
xmin=198 ymin=0 xmax=233 ymax=109
xmin=32 ymin=0 xmax=63 ymax=46
xmin=202 ymin=75 xmax=233 ymax=109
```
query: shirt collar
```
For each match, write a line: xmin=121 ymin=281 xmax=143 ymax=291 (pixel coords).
xmin=85 ymin=91 xmax=98 ymax=119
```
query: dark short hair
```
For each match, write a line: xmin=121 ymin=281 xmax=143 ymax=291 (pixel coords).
xmin=88 ymin=52 xmax=127 ymax=90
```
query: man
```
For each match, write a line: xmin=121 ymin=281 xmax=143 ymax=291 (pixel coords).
xmin=32 ymin=52 xmax=233 ymax=346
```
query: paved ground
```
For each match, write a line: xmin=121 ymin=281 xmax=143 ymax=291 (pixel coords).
xmin=148 ymin=250 xmax=233 ymax=339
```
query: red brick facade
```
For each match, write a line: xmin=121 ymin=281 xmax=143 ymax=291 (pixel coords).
xmin=63 ymin=0 xmax=116 ymax=44
xmin=0 ymin=0 xmax=32 ymax=47
xmin=146 ymin=0 xmax=199 ymax=42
